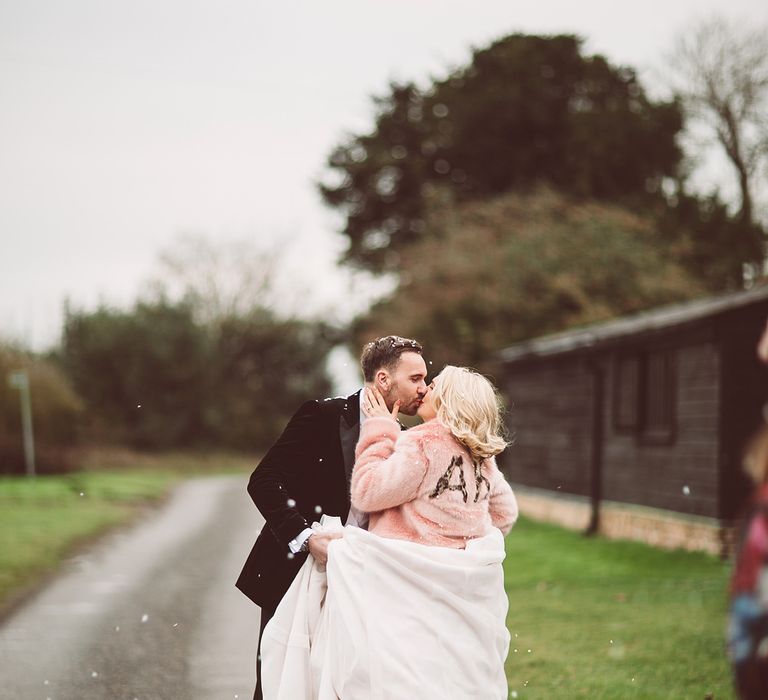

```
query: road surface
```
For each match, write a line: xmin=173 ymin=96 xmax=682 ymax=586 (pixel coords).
xmin=0 ymin=475 xmax=264 ymax=700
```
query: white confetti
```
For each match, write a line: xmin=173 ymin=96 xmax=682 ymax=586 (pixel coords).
xmin=91 ymin=671 xmax=98 ymax=678
xmin=115 ymin=626 xmax=120 ymax=632
xmin=682 ymin=485 xmax=691 ymax=495
xmin=287 ymin=498 xmax=296 ymax=507
xmin=141 ymin=613 xmax=149 ymax=623
xmin=314 ymin=505 xmax=322 ymax=514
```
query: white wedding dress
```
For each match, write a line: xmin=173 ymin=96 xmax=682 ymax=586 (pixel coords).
xmin=260 ymin=517 xmax=510 ymax=700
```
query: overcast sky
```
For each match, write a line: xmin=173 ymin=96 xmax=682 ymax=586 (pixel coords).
xmin=1 ymin=0 xmax=766 ymax=352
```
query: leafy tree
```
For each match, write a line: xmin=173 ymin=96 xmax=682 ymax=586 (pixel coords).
xmin=321 ymin=34 xmax=684 ymax=272
xmin=60 ymin=301 xmax=211 ymax=449
xmin=655 ymin=190 xmax=764 ymax=290
xmin=208 ymin=314 xmax=334 ymax=449
xmin=351 ymin=188 xmax=705 ymax=373
xmin=60 ymin=300 xmax=334 ymax=451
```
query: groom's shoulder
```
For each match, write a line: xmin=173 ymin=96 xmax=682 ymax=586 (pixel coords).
xmin=317 ymin=392 xmax=357 ymax=414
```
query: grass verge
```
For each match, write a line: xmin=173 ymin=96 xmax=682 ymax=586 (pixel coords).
xmin=0 ymin=451 xmax=255 ymax=618
xmin=503 ymin=517 xmax=734 ymax=699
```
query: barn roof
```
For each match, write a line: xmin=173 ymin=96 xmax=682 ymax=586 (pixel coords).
xmin=499 ymin=285 xmax=768 ymax=363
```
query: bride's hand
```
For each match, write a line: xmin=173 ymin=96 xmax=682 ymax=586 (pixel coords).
xmin=362 ymin=386 xmax=400 ymax=420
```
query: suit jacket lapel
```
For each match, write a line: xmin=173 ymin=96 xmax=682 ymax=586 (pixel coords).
xmin=339 ymin=390 xmax=361 ymax=486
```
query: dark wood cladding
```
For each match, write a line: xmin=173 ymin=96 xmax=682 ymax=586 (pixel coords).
xmin=500 ymin=289 xmax=768 ymax=527
xmin=501 ymin=355 xmax=593 ymax=497
xmin=601 ymin=340 xmax=719 ymax=517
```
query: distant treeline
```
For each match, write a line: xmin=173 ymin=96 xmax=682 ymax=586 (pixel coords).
xmin=0 ymin=301 xmax=335 ymax=474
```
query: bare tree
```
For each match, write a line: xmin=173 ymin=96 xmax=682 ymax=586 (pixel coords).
xmin=670 ymin=16 xmax=768 ymax=227
xmin=147 ymin=233 xmax=282 ymax=324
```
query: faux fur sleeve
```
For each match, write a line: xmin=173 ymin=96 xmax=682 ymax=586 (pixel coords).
xmin=487 ymin=460 xmax=518 ymax=535
xmin=351 ymin=417 xmax=428 ymax=513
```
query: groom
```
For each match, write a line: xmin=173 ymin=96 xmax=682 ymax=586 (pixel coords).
xmin=236 ymin=335 xmax=428 ymax=700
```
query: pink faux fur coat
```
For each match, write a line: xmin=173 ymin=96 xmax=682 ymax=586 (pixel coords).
xmin=351 ymin=416 xmax=518 ymax=548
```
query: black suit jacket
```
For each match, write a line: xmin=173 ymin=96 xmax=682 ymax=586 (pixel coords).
xmin=235 ymin=391 xmax=361 ymax=610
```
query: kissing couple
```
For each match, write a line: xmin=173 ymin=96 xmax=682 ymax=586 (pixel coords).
xmin=236 ymin=335 xmax=518 ymax=699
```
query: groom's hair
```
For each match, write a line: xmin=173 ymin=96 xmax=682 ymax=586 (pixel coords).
xmin=360 ymin=336 xmax=423 ymax=382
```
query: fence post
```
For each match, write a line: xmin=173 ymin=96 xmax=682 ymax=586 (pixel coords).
xmin=8 ymin=370 xmax=36 ymax=477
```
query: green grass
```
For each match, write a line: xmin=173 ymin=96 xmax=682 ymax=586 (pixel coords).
xmin=503 ymin=517 xmax=734 ymax=699
xmin=0 ymin=451 xmax=255 ymax=615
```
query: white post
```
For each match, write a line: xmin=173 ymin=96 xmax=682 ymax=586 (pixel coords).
xmin=8 ymin=370 xmax=36 ymax=477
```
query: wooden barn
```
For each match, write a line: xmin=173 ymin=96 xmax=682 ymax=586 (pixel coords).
xmin=498 ymin=286 xmax=768 ymax=555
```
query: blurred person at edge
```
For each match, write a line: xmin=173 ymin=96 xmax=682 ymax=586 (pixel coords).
xmin=235 ymin=336 xmax=428 ymax=700
xmin=727 ymin=319 xmax=768 ymax=698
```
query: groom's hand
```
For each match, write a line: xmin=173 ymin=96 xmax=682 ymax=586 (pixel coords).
xmin=307 ymin=531 xmax=343 ymax=566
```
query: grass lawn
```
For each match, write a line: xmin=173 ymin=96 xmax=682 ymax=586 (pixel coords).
xmin=0 ymin=451 xmax=255 ymax=617
xmin=503 ymin=517 xmax=734 ymax=700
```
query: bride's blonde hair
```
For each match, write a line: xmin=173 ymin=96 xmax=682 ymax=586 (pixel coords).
xmin=431 ymin=366 xmax=509 ymax=461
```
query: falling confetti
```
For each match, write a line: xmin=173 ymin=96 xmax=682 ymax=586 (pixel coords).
xmin=314 ymin=505 xmax=322 ymax=514
xmin=91 ymin=671 xmax=98 ymax=678
xmin=287 ymin=498 xmax=296 ymax=507
xmin=287 ymin=552 xmax=295 ymax=560
xmin=141 ymin=613 xmax=149 ymax=623
xmin=682 ymin=485 xmax=691 ymax=495
xmin=137 ymin=404 xmax=142 ymax=408
xmin=115 ymin=626 xmax=120 ymax=632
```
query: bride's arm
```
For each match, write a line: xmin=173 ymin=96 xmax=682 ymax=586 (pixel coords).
xmin=351 ymin=417 xmax=427 ymax=512
xmin=487 ymin=462 xmax=519 ymax=535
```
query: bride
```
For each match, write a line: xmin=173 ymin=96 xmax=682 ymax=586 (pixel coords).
xmin=262 ymin=365 xmax=518 ymax=699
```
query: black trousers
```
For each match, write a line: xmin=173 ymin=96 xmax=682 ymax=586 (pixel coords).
xmin=253 ymin=602 xmax=277 ymax=700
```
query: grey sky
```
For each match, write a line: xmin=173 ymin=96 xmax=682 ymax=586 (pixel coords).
xmin=1 ymin=0 xmax=765 ymax=351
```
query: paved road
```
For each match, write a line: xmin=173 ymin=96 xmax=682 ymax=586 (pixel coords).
xmin=0 ymin=476 xmax=264 ymax=700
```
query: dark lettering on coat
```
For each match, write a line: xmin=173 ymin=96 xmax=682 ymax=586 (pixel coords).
xmin=473 ymin=458 xmax=491 ymax=502
xmin=429 ymin=455 xmax=468 ymax=503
